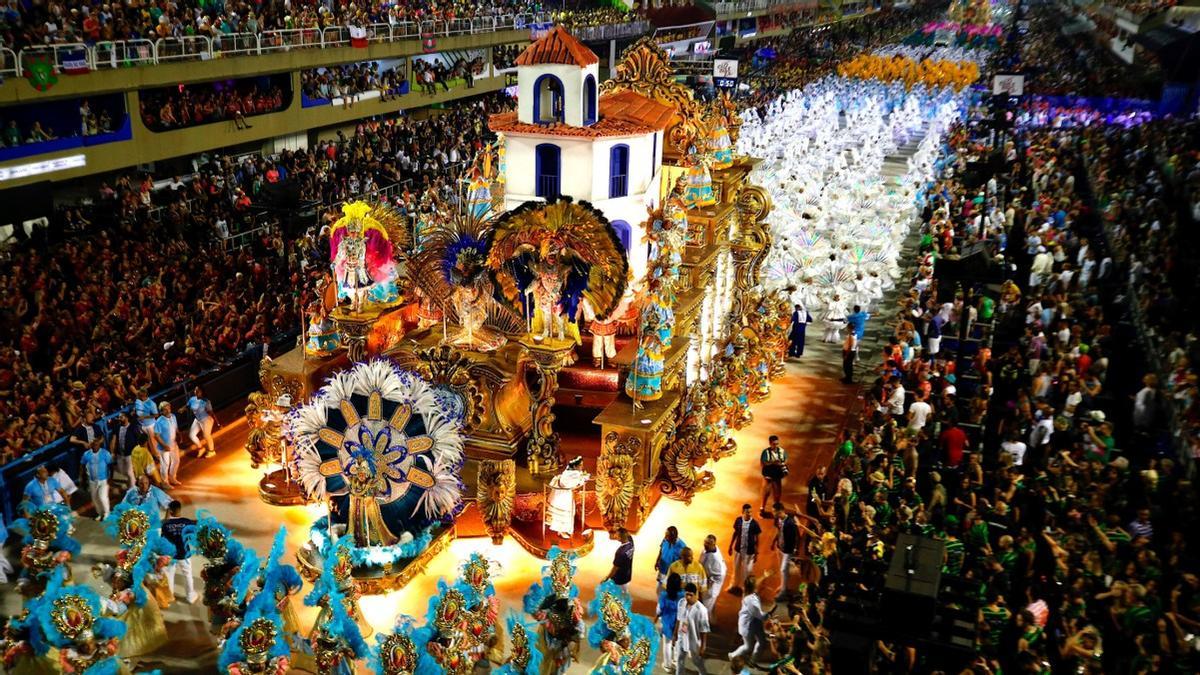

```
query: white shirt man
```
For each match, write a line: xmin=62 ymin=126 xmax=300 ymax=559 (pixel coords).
xmin=729 ymin=581 xmax=768 ymax=661
xmin=674 ymin=585 xmax=710 ymax=675
xmin=887 ymin=382 xmax=906 ymax=417
xmin=1001 ymin=438 xmax=1027 ymax=467
xmin=698 ymin=536 xmax=726 ymax=617
xmin=907 ymin=397 xmax=932 ymax=431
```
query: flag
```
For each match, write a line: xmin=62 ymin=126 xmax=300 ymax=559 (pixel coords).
xmin=421 ymin=32 xmax=436 ymax=53
xmin=349 ymin=25 xmax=368 ymax=48
xmin=22 ymin=54 xmax=57 ymax=91
xmin=61 ymin=48 xmax=90 ymax=74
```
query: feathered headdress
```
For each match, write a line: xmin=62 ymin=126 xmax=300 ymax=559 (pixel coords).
xmin=486 ymin=196 xmax=630 ymax=322
xmin=35 ymin=575 xmax=126 ymax=651
xmin=218 ymin=587 xmax=291 ymax=672
xmin=369 ymin=615 xmax=427 ymax=675
xmin=498 ymin=613 xmax=543 ymax=675
xmin=260 ymin=526 xmax=303 ymax=599
xmin=586 ymin=580 xmax=632 ymax=650
xmin=522 ymin=546 xmax=578 ymax=615
xmin=184 ymin=510 xmax=246 ymax=565
xmin=10 ymin=503 xmax=80 ymax=555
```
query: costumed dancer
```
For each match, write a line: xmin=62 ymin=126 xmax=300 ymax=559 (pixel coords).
xmin=821 ymin=293 xmax=847 ymax=343
xmin=94 ymin=502 xmax=173 ymax=660
xmin=9 ymin=503 xmax=79 ymax=599
xmin=625 ymin=187 xmax=687 ymax=405
xmin=587 ymin=580 xmax=658 ymax=675
xmin=185 ymin=510 xmax=250 ymax=635
xmin=251 ymin=526 xmax=312 ymax=670
xmin=305 ymin=538 xmax=371 ymax=675
xmin=497 ymin=613 xmax=544 ymax=675
xmin=682 ymin=138 xmax=716 ymax=208
xmin=0 ymin=599 xmax=58 ymax=675
xmin=460 ymin=553 xmax=506 ymax=667
xmin=34 ymin=576 xmax=129 ymax=675
xmin=219 ymin=592 xmax=292 ymax=675
xmin=417 ymin=579 xmax=492 ymax=675
xmin=369 ymin=615 xmax=426 ymax=675
xmin=309 ymin=585 xmax=370 ymax=675
xmin=523 ymin=547 xmax=585 ymax=675
xmin=305 ymin=274 xmax=341 ymax=355
xmin=330 ymin=201 xmax=401 ymax=313
xmin=305 ymin=538 xmax=373 ymax=643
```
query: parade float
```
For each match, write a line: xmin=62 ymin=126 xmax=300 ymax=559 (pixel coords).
xmin=241 ymin=28 xmax=786 ymax=593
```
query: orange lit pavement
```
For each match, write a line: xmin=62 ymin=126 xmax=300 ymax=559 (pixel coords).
xmin=6 ymin=338 xmax=856 ymax=673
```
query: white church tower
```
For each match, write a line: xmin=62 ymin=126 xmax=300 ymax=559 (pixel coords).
xmin=490 ymin=26 xmax=676 ymax=280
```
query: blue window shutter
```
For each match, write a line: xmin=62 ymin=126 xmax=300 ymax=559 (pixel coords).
xmin=536 ymin=143 xmax=561 ymax=198
xmin=609 ymin=144 xmax=629 ymax=199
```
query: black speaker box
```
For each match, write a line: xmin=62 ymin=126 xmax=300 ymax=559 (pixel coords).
xmin=881 ymin=534 xmax=944 ymax=637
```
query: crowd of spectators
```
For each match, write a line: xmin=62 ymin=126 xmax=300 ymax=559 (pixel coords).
xmin=492 ymin=43 xmax=522 ymax=71
xmin=139 ymin=77 xmax=288 ymax=131
xmin=736 ymin=102 xmax=1200 ymax=672
xmin=1019 ymin=8 xmax=1161 ymax=100
xmin=2 ymin=101 xmax=117 ymax=149
xmin=0 ymin=172 xmax=307 ymax=463
xmin=302 ymin=61 xmax=407 ymax=106
xmin=0 ymin=91 xmax=514 ymax=462
xmin=1081 ymin=118 xmax=1200 ymax=464
xmin=411 ymin=56 xmax=483 ymax=95
xmin=1103 ymin=0 xmax=1177 ymax=18
xmin=0 ymin=0 xmax=646 ymax=52
xmin=738 ymin=5 xmax=944 ymax=108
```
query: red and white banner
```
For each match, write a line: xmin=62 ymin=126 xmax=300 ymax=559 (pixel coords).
xmin=349 ymin=25 xmax=368 ymax=48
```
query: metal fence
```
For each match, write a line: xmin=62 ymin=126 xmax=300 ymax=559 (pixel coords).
xmin=2 ymin=13 xmax=551 ymax=76
xmin=571 ymin=20 xmax=654 ymax=42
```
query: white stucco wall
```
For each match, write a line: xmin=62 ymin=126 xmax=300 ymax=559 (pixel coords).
xmin=516 ymin=63 xmax=599 ymax=127
xmin=502 ymin=129 xmax=661 ymax=282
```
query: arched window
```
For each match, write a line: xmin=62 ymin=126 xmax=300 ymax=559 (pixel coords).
xmin=609 ymin=144 xmax=630 ymax=199
xmin=533 ymin=74 xmax=564 ymax=124
xmin=535 ymin=143 xmax=561 ymax=198
xmin=583 ymin=74 xmax=597 ymax=125
xmin=610 ymin=220 xmax=632 ymax=252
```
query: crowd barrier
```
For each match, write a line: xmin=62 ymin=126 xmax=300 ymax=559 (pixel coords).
xmin=0 ymin=14 xmax=551 ymax=78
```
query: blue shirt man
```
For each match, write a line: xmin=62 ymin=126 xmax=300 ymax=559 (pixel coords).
xmin=655 ymin=526 xmax=687 ymax=584
xmin=23 ymin=466 xmax=66 ymax=508
xmin=82 ymin=446 xmax=112 ymax=482
xmin=134 ymin=393 xmax=158 ymax=431
xmin=123 ymin=478 xmax=172 ymax=513
xmin=153 ymin=412 xmax=179 ymax=453
xmin=845 ymin=306 xmax=870 ymax=341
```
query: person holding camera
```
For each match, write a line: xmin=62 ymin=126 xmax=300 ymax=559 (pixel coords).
xmin=759 ymin=435 xmax=788 ymax=515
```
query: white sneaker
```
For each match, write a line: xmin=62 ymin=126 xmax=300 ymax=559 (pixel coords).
xmin=187 ymin=592 xmax=200 ymax=604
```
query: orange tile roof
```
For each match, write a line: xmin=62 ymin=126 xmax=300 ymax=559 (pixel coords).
xmin=514 ymin=26 xmax=599 ymax=67
xmin=600 ymin=90 xmax=677 ymax=131
xmin=488 ymin=90 xmax=676 ymax=139
xmin=489 ymin=111 xmax=656 ymax=138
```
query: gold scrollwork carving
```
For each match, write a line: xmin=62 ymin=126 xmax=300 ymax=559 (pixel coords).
xmin=595 ymin=431 xmax=641 ymax=534
xmin=476 ymin=459 xmax=516 ymax=544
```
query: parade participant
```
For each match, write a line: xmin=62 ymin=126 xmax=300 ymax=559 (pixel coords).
xmin=123 ymin=475 xmax=172 ymax=515
xmin=81 ymin=438 xmax=113 ymax=521
xmin=187 ymin=385 xmax=218 ymax=459
xmin=153 ymin=402 xmax=182 ymax=487
xmin=728 ymin=504 xmax=762 ymax=590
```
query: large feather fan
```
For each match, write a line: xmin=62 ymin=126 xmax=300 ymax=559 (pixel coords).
xmin=286 ymin=359 xmax=466 ymax=538
xmin=486 ymin=196 xmax=630 ymax=322
xmin=408 ymin=206 xmax=527 ymax=335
